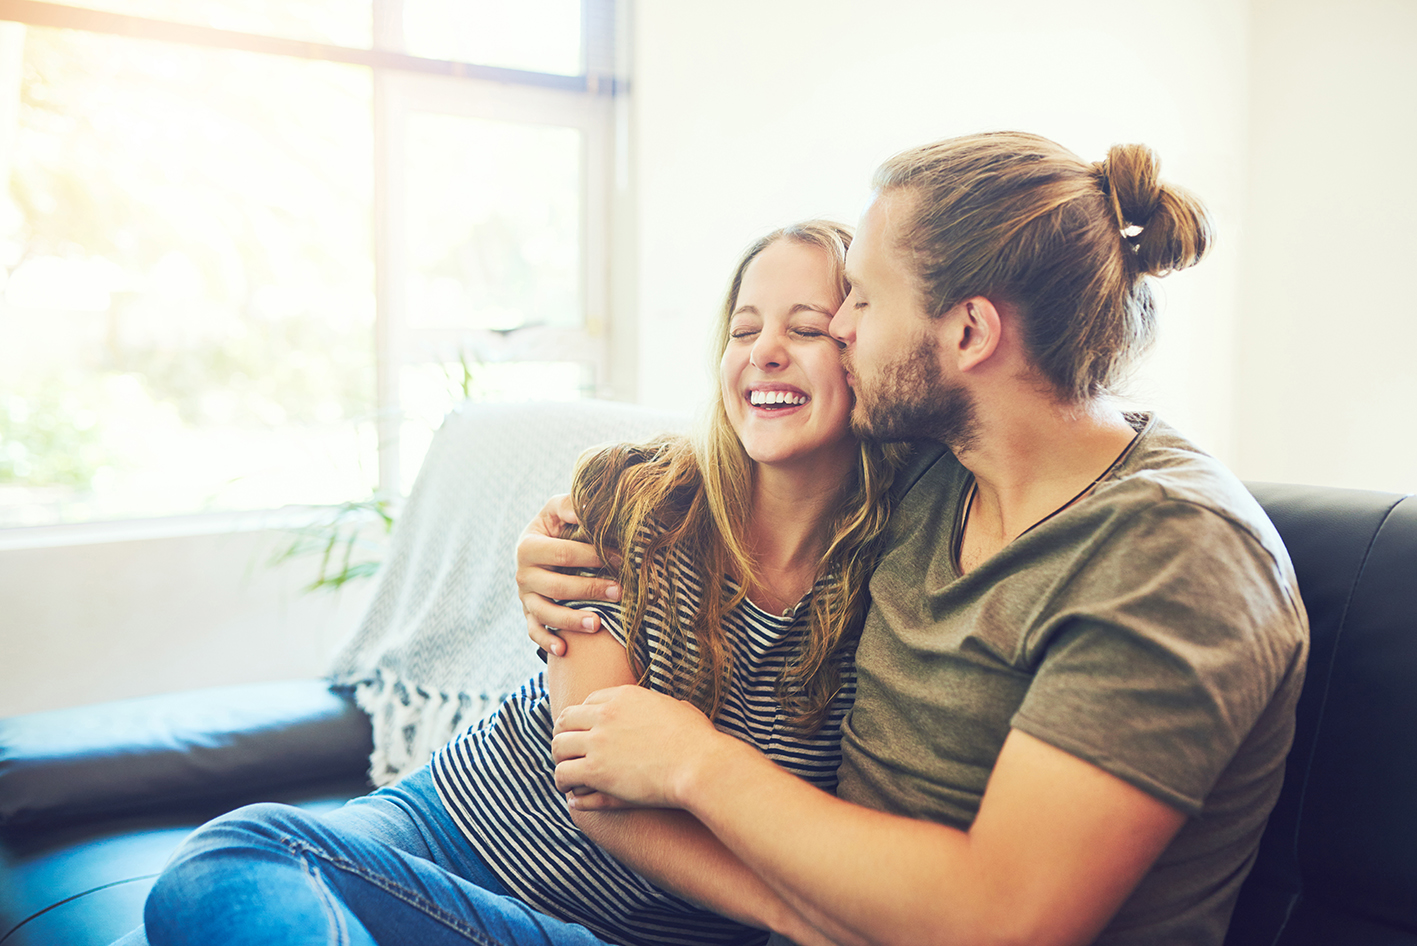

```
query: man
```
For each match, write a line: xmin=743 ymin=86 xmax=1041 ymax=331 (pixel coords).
xmin=518 ymin=131 xmax=1307 ymax=946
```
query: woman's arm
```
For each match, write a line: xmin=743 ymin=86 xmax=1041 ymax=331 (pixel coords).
xmin=547 ymin=629 xmax=850 ymax=946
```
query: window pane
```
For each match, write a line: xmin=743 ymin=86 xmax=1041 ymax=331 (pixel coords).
xmin=0 ymin=25 xmax=376 ymax=527
xmin=405 ymin=112 xmax=582 ymax=332
xmin=403 ymin=0 xmax=582 ymax=75
xmin=43 ymin=0 xmax=373 ymax=49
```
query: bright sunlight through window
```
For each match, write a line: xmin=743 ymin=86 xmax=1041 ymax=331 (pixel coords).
xmin=0 ymin=1 xmax=616 ymax=529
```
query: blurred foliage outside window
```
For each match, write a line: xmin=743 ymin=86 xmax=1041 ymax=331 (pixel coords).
xmin=0 ymin=24 xmax=376 ymax=526
xmin=0 ymin=0 xmax=602 ymax=530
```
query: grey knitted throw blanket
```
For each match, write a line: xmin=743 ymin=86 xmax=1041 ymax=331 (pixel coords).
xmin=328 ymin=400 xmax=687 ymax=786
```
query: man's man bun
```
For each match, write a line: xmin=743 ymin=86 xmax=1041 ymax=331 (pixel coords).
xmin=1096 ymin=143 xmax=1213 ymax=278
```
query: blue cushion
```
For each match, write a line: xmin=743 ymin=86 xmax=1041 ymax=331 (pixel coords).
xmin=0 ymin=680 xmax=372 ymax=828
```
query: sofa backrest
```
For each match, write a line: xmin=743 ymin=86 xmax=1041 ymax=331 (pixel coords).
xmin=1228 ymin=484 xmax=1417 ymax=945
xmin=328 ymin=399 xmax=690 ymax=784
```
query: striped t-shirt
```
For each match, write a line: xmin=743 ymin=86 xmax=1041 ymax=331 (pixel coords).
xmin=431 ymin=559 xmax=855 ymax=946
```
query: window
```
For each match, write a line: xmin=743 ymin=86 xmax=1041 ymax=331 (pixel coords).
xmin=0 ymin=0 xmax=620 ymax=529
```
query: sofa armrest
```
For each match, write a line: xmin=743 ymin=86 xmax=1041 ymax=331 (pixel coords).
xmin=0 ymin=679 xmax=372 ymax=829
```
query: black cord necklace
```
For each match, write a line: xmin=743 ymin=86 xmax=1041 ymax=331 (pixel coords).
xmin=956 ymin=428 xmax=1143 ymax=564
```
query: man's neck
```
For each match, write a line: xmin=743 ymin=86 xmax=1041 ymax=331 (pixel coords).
xmin=955 ymin=396 xmax=1139 ymax=572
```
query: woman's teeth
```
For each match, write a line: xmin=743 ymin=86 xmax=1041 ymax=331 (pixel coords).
xmin=749 ymin=390 xmax=807 ymax=407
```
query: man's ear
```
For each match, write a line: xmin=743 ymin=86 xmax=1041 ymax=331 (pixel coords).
xmin=944 ymin=296 xmax=1002 ymax=372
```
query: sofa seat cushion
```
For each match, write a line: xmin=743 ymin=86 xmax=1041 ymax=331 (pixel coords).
xmin=0 ymin=680 xmax=374 ymax=946
xmin=0 ymin=788 xmax=366 ymax=946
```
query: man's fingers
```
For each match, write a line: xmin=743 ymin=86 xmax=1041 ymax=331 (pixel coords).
xmin=517 ymin=562 xmax=620 ymax=605
xmin=516 ymin=532 xmax=606 ymax=573
xmin=546 ymin=493 xmax=580 ymax=527
xmin=526 ymin=616 xmax=568 ymax=655
xmin=516 ymin=493 xmax=621 ymax=657
xmin=528 ymin=596 xmax=600 ymax=634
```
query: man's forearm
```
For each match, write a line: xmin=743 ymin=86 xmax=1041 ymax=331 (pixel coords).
xmin=569 ymin=806 xmax=854 ymax=946
xmin=671 ymin=729 xmax=1183 ymax=946
xmin=674 ymin=738 xmax=982 ymax=946
xmin=554 ymin=687 xmax=1182 ymax=946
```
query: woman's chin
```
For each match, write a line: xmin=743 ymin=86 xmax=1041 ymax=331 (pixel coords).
xmin=744 ymin=439 xmax=857 ymax=477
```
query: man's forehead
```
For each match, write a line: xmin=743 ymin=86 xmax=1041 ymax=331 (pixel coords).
xmin=868 ymin=188 xmax=917 ymax=231
xmin=849 ymin=190 xmax=913 ymax=272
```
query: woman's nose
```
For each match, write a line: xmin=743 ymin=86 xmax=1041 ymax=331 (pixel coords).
xmin=750 ymin=330 xmax=789 ymax=369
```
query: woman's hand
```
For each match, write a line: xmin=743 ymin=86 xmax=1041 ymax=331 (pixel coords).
xmin=551 ymin=685 xmax=745 ymax=810
xmin=516 ymin=493 xmax=622 ymax=656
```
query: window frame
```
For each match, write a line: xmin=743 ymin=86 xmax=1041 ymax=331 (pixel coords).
xmin=0 ymin=0 xmax=625 ymax=536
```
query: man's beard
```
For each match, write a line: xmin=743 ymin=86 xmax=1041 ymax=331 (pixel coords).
xmin=846 ymin=341 xmax=979 ymax=451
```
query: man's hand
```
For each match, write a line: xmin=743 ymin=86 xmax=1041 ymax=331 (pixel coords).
xmin=558 ymin=703 xmax=1187 ymax=946
xmin=515 ymin=494 xmax=622 ymax=656
xmin=551 ymin=685 xmax=739 ymax=810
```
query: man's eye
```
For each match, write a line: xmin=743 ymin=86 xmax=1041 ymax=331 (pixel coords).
xmin=854 ymin=301 xmax=868 ymax=310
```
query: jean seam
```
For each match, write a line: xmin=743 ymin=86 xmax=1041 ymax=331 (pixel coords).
xmin=297 ymin=845 xmax=351 ymax=946
xmin=280 ymin=836 xmax=505 ymax=946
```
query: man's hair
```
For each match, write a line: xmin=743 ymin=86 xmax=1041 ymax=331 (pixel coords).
xmin=873 ymin=131 xmax=1213 ymax=402
xmin=570 ymin=222 xmax=905 ymax=731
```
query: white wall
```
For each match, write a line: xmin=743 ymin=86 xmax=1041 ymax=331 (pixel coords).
xmin=1236 ymin=0 xmax=1417 ymax=493
xmin=631 ymin=0 xmax=1251 ymax=461
xmin=629 ymin=0 xmax=1417 ymax=495
xmin=0 ymin=526 xmax=376 ymax=717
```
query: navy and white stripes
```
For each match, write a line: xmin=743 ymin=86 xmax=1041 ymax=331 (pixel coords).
xmin=431 ymin=562 xmax=855 ymax=946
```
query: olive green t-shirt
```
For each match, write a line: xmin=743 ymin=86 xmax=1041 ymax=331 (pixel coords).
xmin=837 ymin=415 xmax=1309 ymax=945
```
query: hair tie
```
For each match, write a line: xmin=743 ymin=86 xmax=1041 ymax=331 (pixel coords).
xmin=1094 ymin=162 xmax=1131 ymax=236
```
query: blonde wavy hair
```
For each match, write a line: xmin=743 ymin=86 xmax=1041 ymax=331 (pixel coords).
xmin=571 ymin=221 xmax=906 ymax=731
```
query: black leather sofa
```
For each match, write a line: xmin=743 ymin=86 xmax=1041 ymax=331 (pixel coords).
xmin=0 ymin=680 xmax=374 ymax=945
xmin=2 ymin=481 xmax=1414 ymax=946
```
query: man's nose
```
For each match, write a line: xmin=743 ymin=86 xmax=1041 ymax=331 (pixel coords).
xmin=830 ymin=296 xmax=856 ymax=343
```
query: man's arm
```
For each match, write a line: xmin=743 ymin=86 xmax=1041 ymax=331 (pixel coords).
xmin=553 ymin=685 xmax=1186 ymax=946
xmin=547 ymin=624 xmax=848 ymax=946
xmin=516 ymin=493 xmax=620 ymax=656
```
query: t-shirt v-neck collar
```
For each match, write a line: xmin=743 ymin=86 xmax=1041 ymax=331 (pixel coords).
xmin=949 ymin=412 xmax=1156 ymax=576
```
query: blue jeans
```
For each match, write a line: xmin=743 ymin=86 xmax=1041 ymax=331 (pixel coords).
xmin=119 ymin=765 xmax=613 ymax=946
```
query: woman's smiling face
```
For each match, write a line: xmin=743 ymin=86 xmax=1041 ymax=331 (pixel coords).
xmin=720 ymin=239 xmax=856 ymax=472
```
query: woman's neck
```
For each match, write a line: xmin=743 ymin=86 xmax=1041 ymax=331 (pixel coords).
xmin=742 ymin=454 xmax=852 ymax=614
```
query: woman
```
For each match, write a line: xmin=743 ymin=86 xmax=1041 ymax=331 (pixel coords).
xmin=131 ymin=220 xmax=903 ymax=946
